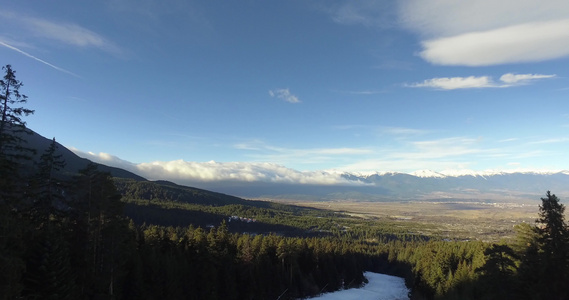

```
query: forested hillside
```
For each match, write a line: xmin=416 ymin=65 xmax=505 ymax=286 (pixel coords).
xmin=2 ymin=64 xmax=569 ymax=299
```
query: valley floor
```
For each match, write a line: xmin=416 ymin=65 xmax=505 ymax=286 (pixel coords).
xmin=273 ymin=200 xmax=539 ymax=241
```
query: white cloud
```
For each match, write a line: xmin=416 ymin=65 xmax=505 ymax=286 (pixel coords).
xmin=419 ymin=20 xmax=569 ymax=66
xmin=399 ymin=1 xmax=569 ymax=65
xmin=399 ymin=1 xmax=569 ymax=38
xmin=72 ymin=147 xmax=364 ymax=185
xmin=409 ymin=76 xmax=494 ymax=90
xmin=269 ymin=88 xmax=301 ymax=103
xmin=135 ymin=160 xmax=361 ymax=185
xmin=409 ymin=73 xmax=556 ymax=90
xmin=70 ymin=148 xmax=137 ymax=171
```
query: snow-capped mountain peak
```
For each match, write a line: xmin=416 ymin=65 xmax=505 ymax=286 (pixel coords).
xmin=410 ymin=170 xmax=446 ymax=178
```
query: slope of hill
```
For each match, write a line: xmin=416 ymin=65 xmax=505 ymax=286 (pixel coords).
xmin=16 ymin=127 xmax=145 ymax=180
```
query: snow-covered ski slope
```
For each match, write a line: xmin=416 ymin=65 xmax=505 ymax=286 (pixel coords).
xmin=306 ymin=272 xmax=409 ymax=300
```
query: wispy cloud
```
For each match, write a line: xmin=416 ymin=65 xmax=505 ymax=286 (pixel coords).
xmin=500 ymin=73 xmax=556 ymax=84
xmin=373 ymin=60 xmax=414 ymax=70
xmin=499 ymin=138 xmax=519 ymax=143
xmin=342 ymin=90 xmax=386 ymax=95
xmin=234 ymin=140 xmax=372 ymax=162
xmin=0 ymin=10 xmax=121 ymax=54
xmin=0 ymin=40 xmax=80 ymax=77
xmin=338 ymin=159 xmax=474 ymax=174
xmin=269 ymin=88 xmax=301 ymax=103
xmin=324 ymin=1 xmax=397 ymax=28
xmin=399 ymin=1 xmax=569 ymax=66
xmin=407 ymin=137 xmax=485 ymax=159
xmin=408 ymin=73 xmax=556 ymax=90
xmin=379 ymin=126 xmax=430 ymax=136
xmin=333 ymin=137 xmax=504 ymax=173
xmin=528 ymin=137 xmax=569 ymax=145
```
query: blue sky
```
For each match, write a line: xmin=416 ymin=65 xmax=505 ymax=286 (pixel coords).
xmin=2 ymin=0 xmax=569 ymax=185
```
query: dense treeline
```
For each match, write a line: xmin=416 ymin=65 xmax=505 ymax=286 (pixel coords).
xmin=3 ymin=64 xmax=569 ymax=300
xmin=127 ymin=222 xmax=369 ymax=299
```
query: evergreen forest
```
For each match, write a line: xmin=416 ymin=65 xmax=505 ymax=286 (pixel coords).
xmin=2 ymin=64 xmax=569 ymax=300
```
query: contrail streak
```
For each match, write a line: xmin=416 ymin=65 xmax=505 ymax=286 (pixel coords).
xmin=0 ymin=40 xmax=81 ymax=78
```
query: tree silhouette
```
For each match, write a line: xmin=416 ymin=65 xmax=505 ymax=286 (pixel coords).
xmin=0 ymin=64 xmax=35 ymax=202
xmin=0 ymin=65 xmax=34 ymax=299
xmin=517 ymin=191 xmax=569 ymax=300
xmin=476 ymin=244 xmax=518 ymax=300
xmin=30 ymin=137 xmax=67 ymax=227
xmin=536 ymin=191 xmax=569 ymax=299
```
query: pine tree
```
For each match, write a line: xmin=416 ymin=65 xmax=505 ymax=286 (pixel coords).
xmin=0 ymin=64 xmax=35 ymax=201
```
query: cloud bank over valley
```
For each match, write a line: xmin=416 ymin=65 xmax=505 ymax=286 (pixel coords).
xmin=71 ymin=148 xmax=364 ymax=187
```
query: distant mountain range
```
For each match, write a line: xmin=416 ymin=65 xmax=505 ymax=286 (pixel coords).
xmin=18 ymin=127 xmax=569 ymax=204
xmin=196 ymin=170 xmax=569 ymax=203
xmin=339 ymin=170 xmax=569 ymax=202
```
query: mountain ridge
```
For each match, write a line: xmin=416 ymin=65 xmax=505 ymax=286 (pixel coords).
xmin=343 ymin=169 xmax=569 ymax=179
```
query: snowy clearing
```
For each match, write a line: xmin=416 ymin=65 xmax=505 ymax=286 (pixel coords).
xmin=305 ymin=272 xmax=410 ymax=300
